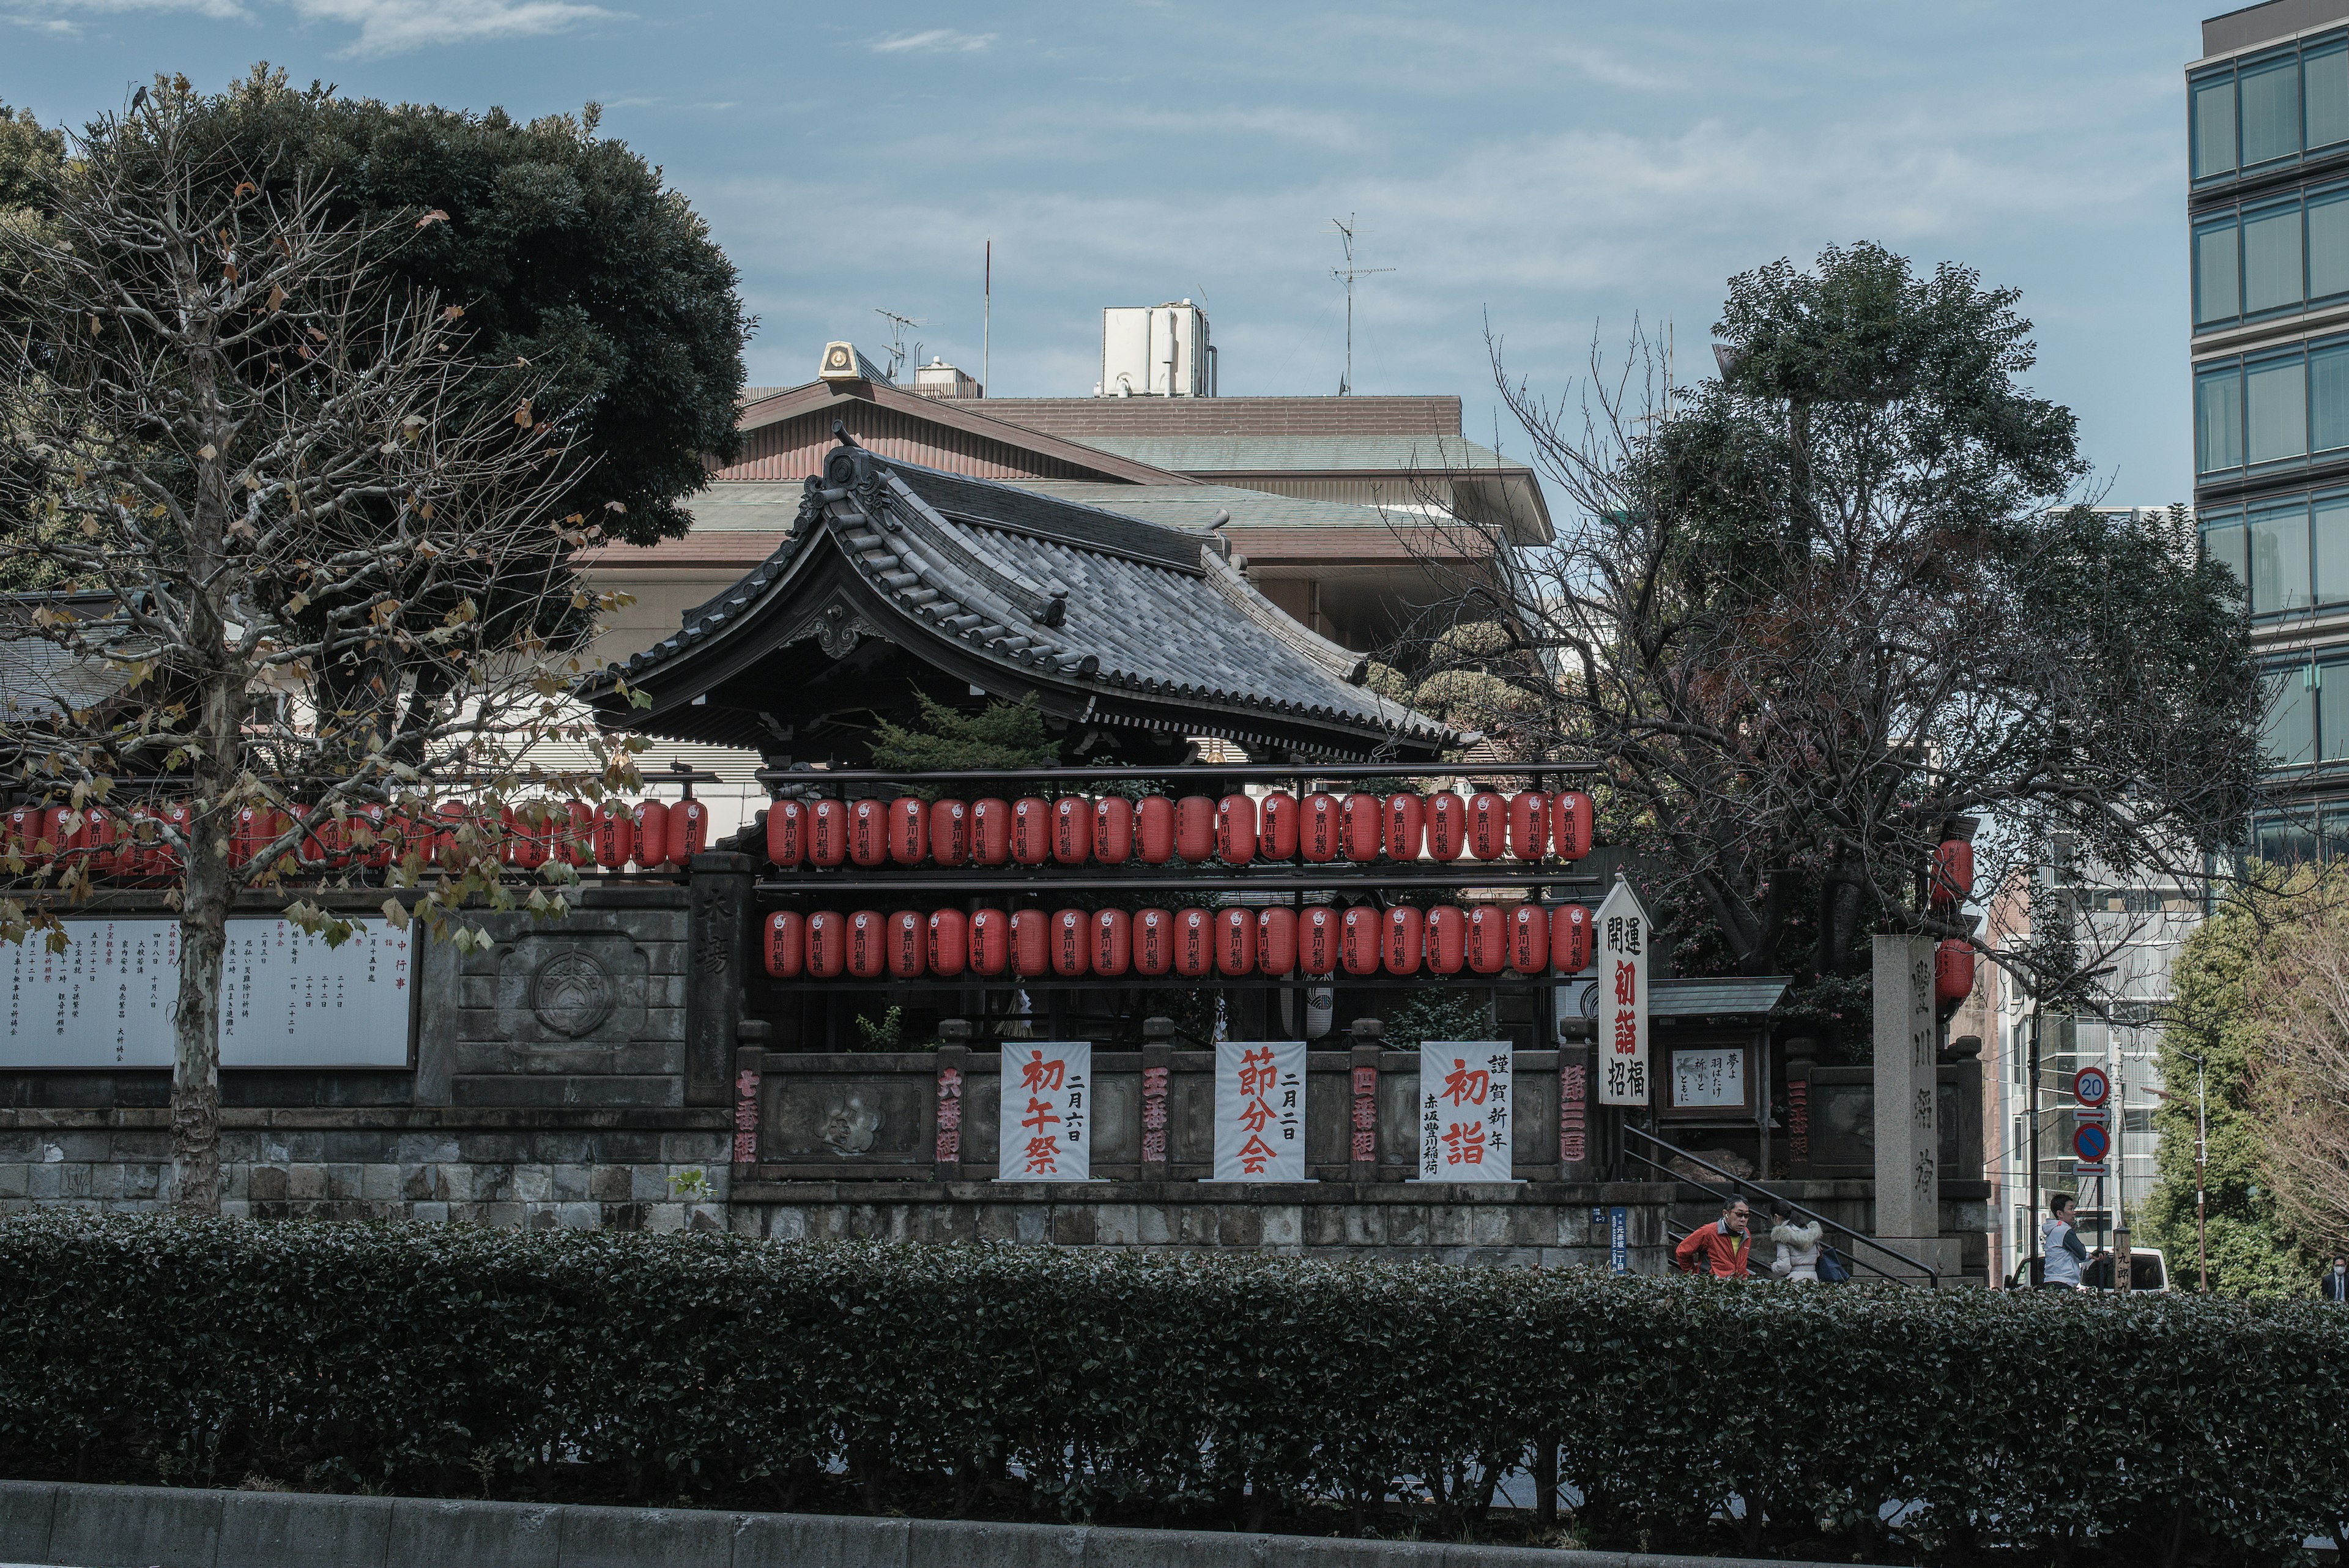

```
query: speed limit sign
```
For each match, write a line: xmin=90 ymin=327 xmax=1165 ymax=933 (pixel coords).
xmin=2073 ymin=1066 xmax=2110 ymax=1107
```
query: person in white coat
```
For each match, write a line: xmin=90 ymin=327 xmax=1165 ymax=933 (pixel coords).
xmin=1768 ymin=1199 xmax=1824 ymax=1282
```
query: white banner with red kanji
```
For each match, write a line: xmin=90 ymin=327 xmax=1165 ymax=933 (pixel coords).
xmin=998 ymin=1042 xmax=1091 ymax=1181
xmin=1416 ymin=1041 xmax=1513 ymax=1181
xmin=1594 ymin=877 xmax=1651 ymax=1107
xmin=1211 ymin=1039 xmax=1307 ymax=1181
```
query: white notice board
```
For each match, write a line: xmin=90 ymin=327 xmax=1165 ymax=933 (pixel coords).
xmin=0 ymin=917 xmax=415 ymax=1069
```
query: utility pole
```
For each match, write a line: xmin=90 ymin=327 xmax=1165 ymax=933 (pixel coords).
xmin=2110 ymin=1017 xmax=2128 ymax=1293
xmin=2025 ymin=1009 xmax=2041 ymax=1277
xmin=2165 ymin=1053 xmax=2211 ymax=1291
xmin=982 ymin=240 xmax=991 ymax=398
xmin=1330 ymin=215 xmax=1392 ymax=396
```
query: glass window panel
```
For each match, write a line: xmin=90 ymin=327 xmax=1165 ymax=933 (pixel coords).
xmin=2255 ymin=809 xmax=2319 ymax=864
xmin=2243 ymin=56 xmax=2303 ymax=165
xmin=2205 ymin=518 xmax=2251 ymax=598
xmin=2248 ymin=355 xmax=2309 ymax=463
xmin=2196 ymin=218 xmax=2242 ymax=323
xmin=2325 ymin=665 xmax=2349 ymax=759
xmin=2315 ymin=191 xmax=2349 ymax=299
xmin=2315 ymin=344 xmax=2349 ymax=450
xmin=2310 ymin=43 xmax=2349 ymax=147
xmin=2315 ymin=496 xmax=2349 ymax=601
xmin=2264 ymin=670 xmax=2317 ymax=767
xmin=2321 ymin=803 xmax=2349 ymax=861
xmin=2251 ymin=502 xmax=2312 ymax=612
xmin=2245 ymin=205 xmax=2304 ymax=312
xmin=2198 ymin=366 xmax=2244 ymax=472
xmin=2194 ymin=74 xmax=2239 ymax=177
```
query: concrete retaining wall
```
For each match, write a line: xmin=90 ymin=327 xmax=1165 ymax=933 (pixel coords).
xmin=0 ymin=1480 xmax=1876 ymax=1568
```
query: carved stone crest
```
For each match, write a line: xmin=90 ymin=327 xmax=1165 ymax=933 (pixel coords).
xmin=530 ymin=950 xmax=615 ymax=1039
xmin=819 ymin=1096 xmax=882 ymax=1157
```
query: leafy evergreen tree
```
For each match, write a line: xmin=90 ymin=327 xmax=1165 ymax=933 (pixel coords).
xmin=868 ymin=692 xmax=1060 ymax=773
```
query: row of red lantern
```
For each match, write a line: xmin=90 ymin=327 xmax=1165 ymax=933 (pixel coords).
xmin=764 ymin=901 xmax=1597 ymax=982
xmin=2 ymin=797 xmax=713 ymax=877
xmin=768 ymin=789 xmax=1595 ymax=871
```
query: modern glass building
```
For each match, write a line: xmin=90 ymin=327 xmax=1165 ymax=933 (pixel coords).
xmin=2194 ymin=0 xmax=2349 ymax=860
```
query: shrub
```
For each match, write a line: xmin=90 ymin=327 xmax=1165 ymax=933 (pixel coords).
xmin=0 ymin=1214 xmax=2343 ymax=1563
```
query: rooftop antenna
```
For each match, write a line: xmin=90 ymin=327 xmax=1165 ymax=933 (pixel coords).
xmin=1330 ymin=214 xmax=1392 ymax=396
xmin=874 ymin=308 xmax=926 ymax=384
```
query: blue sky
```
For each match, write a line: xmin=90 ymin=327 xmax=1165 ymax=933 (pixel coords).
xmin=2 ymin=1 xmax=2217 ymax=502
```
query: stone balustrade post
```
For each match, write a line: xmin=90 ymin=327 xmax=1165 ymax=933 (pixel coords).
xmin=1347 ymin=1017 xmax=1382 ymax=1184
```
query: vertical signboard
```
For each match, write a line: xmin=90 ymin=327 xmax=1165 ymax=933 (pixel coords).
xmin=1416 ymin=1041 xmax=1513 ymax=1181
xmin=1595 ymin=878 xmax=1650 ymax=1106
xmin=1609 ymin=1205 xmax=1628 ymax=1273
xmin=998 ymin=1042 xmax=1091 ymax=1181
xmin=1211 ymin=1040 xmax=1308 ymax=1181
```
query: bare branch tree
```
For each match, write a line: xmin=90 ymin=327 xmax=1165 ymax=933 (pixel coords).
xmin=0 ymin=80 xmax=642 ymax=1212
xmin=2245 ymin=891 xmax=2349 ymax=1254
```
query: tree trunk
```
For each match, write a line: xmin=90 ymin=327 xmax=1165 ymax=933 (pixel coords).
xmin=168 ymin=674 xmax=240 ymax=1215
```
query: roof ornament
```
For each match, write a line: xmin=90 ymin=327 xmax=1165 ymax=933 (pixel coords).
xmin=1042 ymin=589 xmax=1069 ymax=629
xmin=831 ymin=417 xmax=861 ymax=449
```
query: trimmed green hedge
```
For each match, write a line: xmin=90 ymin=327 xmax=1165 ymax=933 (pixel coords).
xmin=1 ymin=1215 xmax=2344 ymax=1564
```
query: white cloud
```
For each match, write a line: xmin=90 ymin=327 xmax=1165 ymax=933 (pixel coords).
xmin=871 ymin=27 xmax=993 ymax=54
xmin=1 ymin=0 xmax=245 ymax=31
xmin=0 ymin=0 xmax=612 ymax=51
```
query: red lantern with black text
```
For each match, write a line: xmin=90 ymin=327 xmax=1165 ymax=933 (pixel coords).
xmin=1551 ymin=904 xmax=1593 ymax=973
xmin=159 ymin=803 xmax=194 ymax=876
xmin=929 ymin=800 xmax=970 ymax=866
xmin=1216 ymin=794 xmax=1258 ymax=864
xmin=846 ymin=910 xmax=887 ymax=979
xmin=887 ymin=911 xmax=926 ymax=979
xmin=1302 ymin=793 xmax=1341 ymax=863
xmin=1931 ymin=839 xmax=1975 ymax=907
xmin=1507 ymin=792 xmax=1548 ymax=861
xmin=806 ymin=911 xmax=846 ymax=978
xmin=560 ymin=801 xmax=594 ymax=868
xmin=763 ymin=911 xmax=805 ymax=978
xmin=1468 ymin=791 xmax=1507 ymax=861
xmin=1011 ymin=910 xmax=1050 ymax=979
xmin=1383 ymin=905 xmax=1425 ymax=975
xmin=1092 ymin=796 xmax=1134 ymax=864
xmin=968 ymin=908 xmax=1009 ymax=976
xmin=1050 ymin=909 xmax=1089 ymax=978
xmin=1216 ymin=908 xmax=1256 ymax=975
xmin=927 ymin=908 xmax=970 ymax=977
xmin=1426 ymin=793 xmax=1466 ymax=860
xmin=1134 ymin=908 xmax=1175 ymax=976
xmin=971 ymin=798 xmax=1012 ymax=866
xmin=1300 ymin=906 xmax=1340 ymax=975
xmin=604 ymin=801 xmax=644 ymax=869
xmin=119 ymin=806 xmax=158 ymax=877
xmin=1257 ymin=907 xmax=1298 ymax=976
xmin=507 ymin=807 xmax=548 ymax=872
xmin=1507 ymin=902 xmax=1549 ymax=975
xmin=1428 ymin=904 xmax=1475 ymax=975
xmin=669 ymin=799 xmax=708 ymax=867
xmin=1551 ymin=792 xmax=1594 ymax=861
xmin=1260 ymin=793 xmax=1299 ymax=859
xmin=1935 ymin=938 xmax=1976 ymax=1004
xmin=1011 ymin=798 xmax=1053 ymax=866
xmin=636 ymin=800 xmax=673 ymax=869
xmin=1174 ymin=797 xmax=1216 ymax=864
xmin=76 ymin=804 xmax=119 ymax=875
xmin=1135 ymin=797 xmax=1176 ymax=864
xmin=1343 ymin=792 xmax=1382 ymax=861
xmin=845 ymin=798 xmax=888 ymax=868
xmin=1466 ymin=905 xmax=1507 ymax=974
xmin=888 ymin=797 xmax=927 ymax=864
xmin=1174 ymin=907 xmax=1214 ymax=978
xmin=811 ymin=800 xmax=853 ymax=870
xmin=6 ymin=806 xmax=44 ymax=868
xmin=1384 ymin=793 xmax=1425 ymax=860
xmin=1340 ymin=905 xmax=1381 ymax=976
xmin=1092 ymin=908 xmax=1132 ymax=975
xmin=1052 ymin=797 xmax=1093 ymax=864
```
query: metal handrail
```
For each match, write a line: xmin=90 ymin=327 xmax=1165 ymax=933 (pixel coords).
xmin=1628 ymin=1124 xmax=1940 ymax=1288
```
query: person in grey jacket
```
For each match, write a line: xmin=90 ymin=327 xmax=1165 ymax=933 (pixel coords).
xmin=1768 ymin=1199 xmax=1824 ymax=1282
xmin=2040 ymin=1193 xmax=2089 ymax=1288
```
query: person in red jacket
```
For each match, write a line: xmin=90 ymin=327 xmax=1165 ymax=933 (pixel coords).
xmin=1674 ymin=1197 xmax=1753 ymax=1278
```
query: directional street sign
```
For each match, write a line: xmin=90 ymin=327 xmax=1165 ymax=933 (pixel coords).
xmin=2073 ymin=1065 xmax=2110 ymax=1107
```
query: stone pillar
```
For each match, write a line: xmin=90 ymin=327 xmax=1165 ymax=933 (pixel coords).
xmin=1140 ymin=1016 xmax=1174 ymax=1178
xmin=933 ymin=1021 xmax=971 ymax=1181
xmin=1872 ymin=935 xmax=1961 ymax=1283
xmin=685 ymin=852 xmax=754 ymax=1106
xmin=1348 ymin=1017 xmax=1382 ymax=1184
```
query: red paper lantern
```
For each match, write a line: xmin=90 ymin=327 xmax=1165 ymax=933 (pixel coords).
xmin=5 ymin=806 xmax=43 ymax=868
xmin=1216 ymin=908 xmax=1256 ymax=976
xmin=1507 ymin=903 xmax=1550 ymax=975
xmin=1091 ymin=796 xmax=1134 ymax=864
xmin=968 ymin=908 xmax=1009 ymax=976
xmin=1507 ymin=792 xmax=1549 ymax=861
xmin=1383 ymin=905 xmax=1425 ymax=975
xmin=492 ymin=804 xmax=521 ymax=869
xmin=1260 ymin=793 xmax=1299 ymax=859
xmin=1552 ymin=792 xmax=1594 ymax=861
xmin=886 ymin=797 xmax=927 ymax=864
xmin=39 ymin=806 xmax=70 ymax=868
xmin=1466 ymin=905 xmax=1507 ymax=974
xmin=1468 ymin=791 xmax=1507 ymax=861
xmin=806 ymin=911 xmax=847 ymax=978
xmin=929 ymin=800 xmax=971 ymax=866
xmin=1216 ymin=794 xmax=1258 ymax=864
xmin=508 ymin=806 xmax=548 ymax=872
xmin=1340 ymin=905 xmax=1381 ymax=976
xmin=1425 ymin=905 xmax=1468 ymax=975
xmin=1425 ymin=793 xmax=1466 ymax=860
xmin=763 ymin=912 xmax=805 ymax=978
xmin=1052 ymin=797 xmax=1093 ymax=864
xmin=1010 ymin=797 xmax=1053 ymax=866
xmin=1936 ymin=938 xmax=1976 ymax=1003
xmin=888 ymin=911 xmax=926 ymax=979
xmin=846 ymin=798 xmax=888 ymax=868
xmin=971 ymin=798 xmax=1012 ymax=866
xmin=1256 ymin=907 xmax=1299 ymax=976
xmin=1091 ymin=908 xmax=1132 ymax=975
xmin=1010 ymin=910 xmax=1050 ymax=978
xmin=927 ymin=908 xmax=970 ymax=977
xmin=668 ymin=800 xmax=708 ymax=868
xmin=1551 ymin=903 xmax=1593 ymax=973
xmin=236 ymin=804 xmax=283 ymax=869
xmin=1384 ymin=793 xmax=1425 ymax=860
xmin=1302 ymin=793 xmax=1341 ymax=863
xmin=1343 ymin=792 xmax=1382 ymax=862
xmin=1135 ymin=796 xmax=1176 ymax=865
xmin=434 ymin=801 xmax=473 ymax=869
xmin=561 ymin=801 xmax=595 ymax=868
xmin=120 ymin=806 xmax=158 ymax=877
xmin=1050 ymin=909 xmax=1091 ymax=978
xmin=1299 ymin=905 xmax=1340 ymax=975
xmin=604 ymin=801 xmax=644 ymax=869
xmin=76 ymin=804 xmax=119 ymax=875
xmin=1174 ymin=796 xmax=1216 ymax=864
xmin=1134 ymin=908 xmax=1175 ymax=976
xmin=1932 ymin=839 xmax=1975 ymax=907
xmin=1174 ymin=907 xmax=1214 ymax=978
xmin=158 ymin=803 xmax=193 ymax=875
xmin=630 ymin=800 xmax=669 ymax=869
xmin=845 ymin=910 xmax=888 ymax=979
